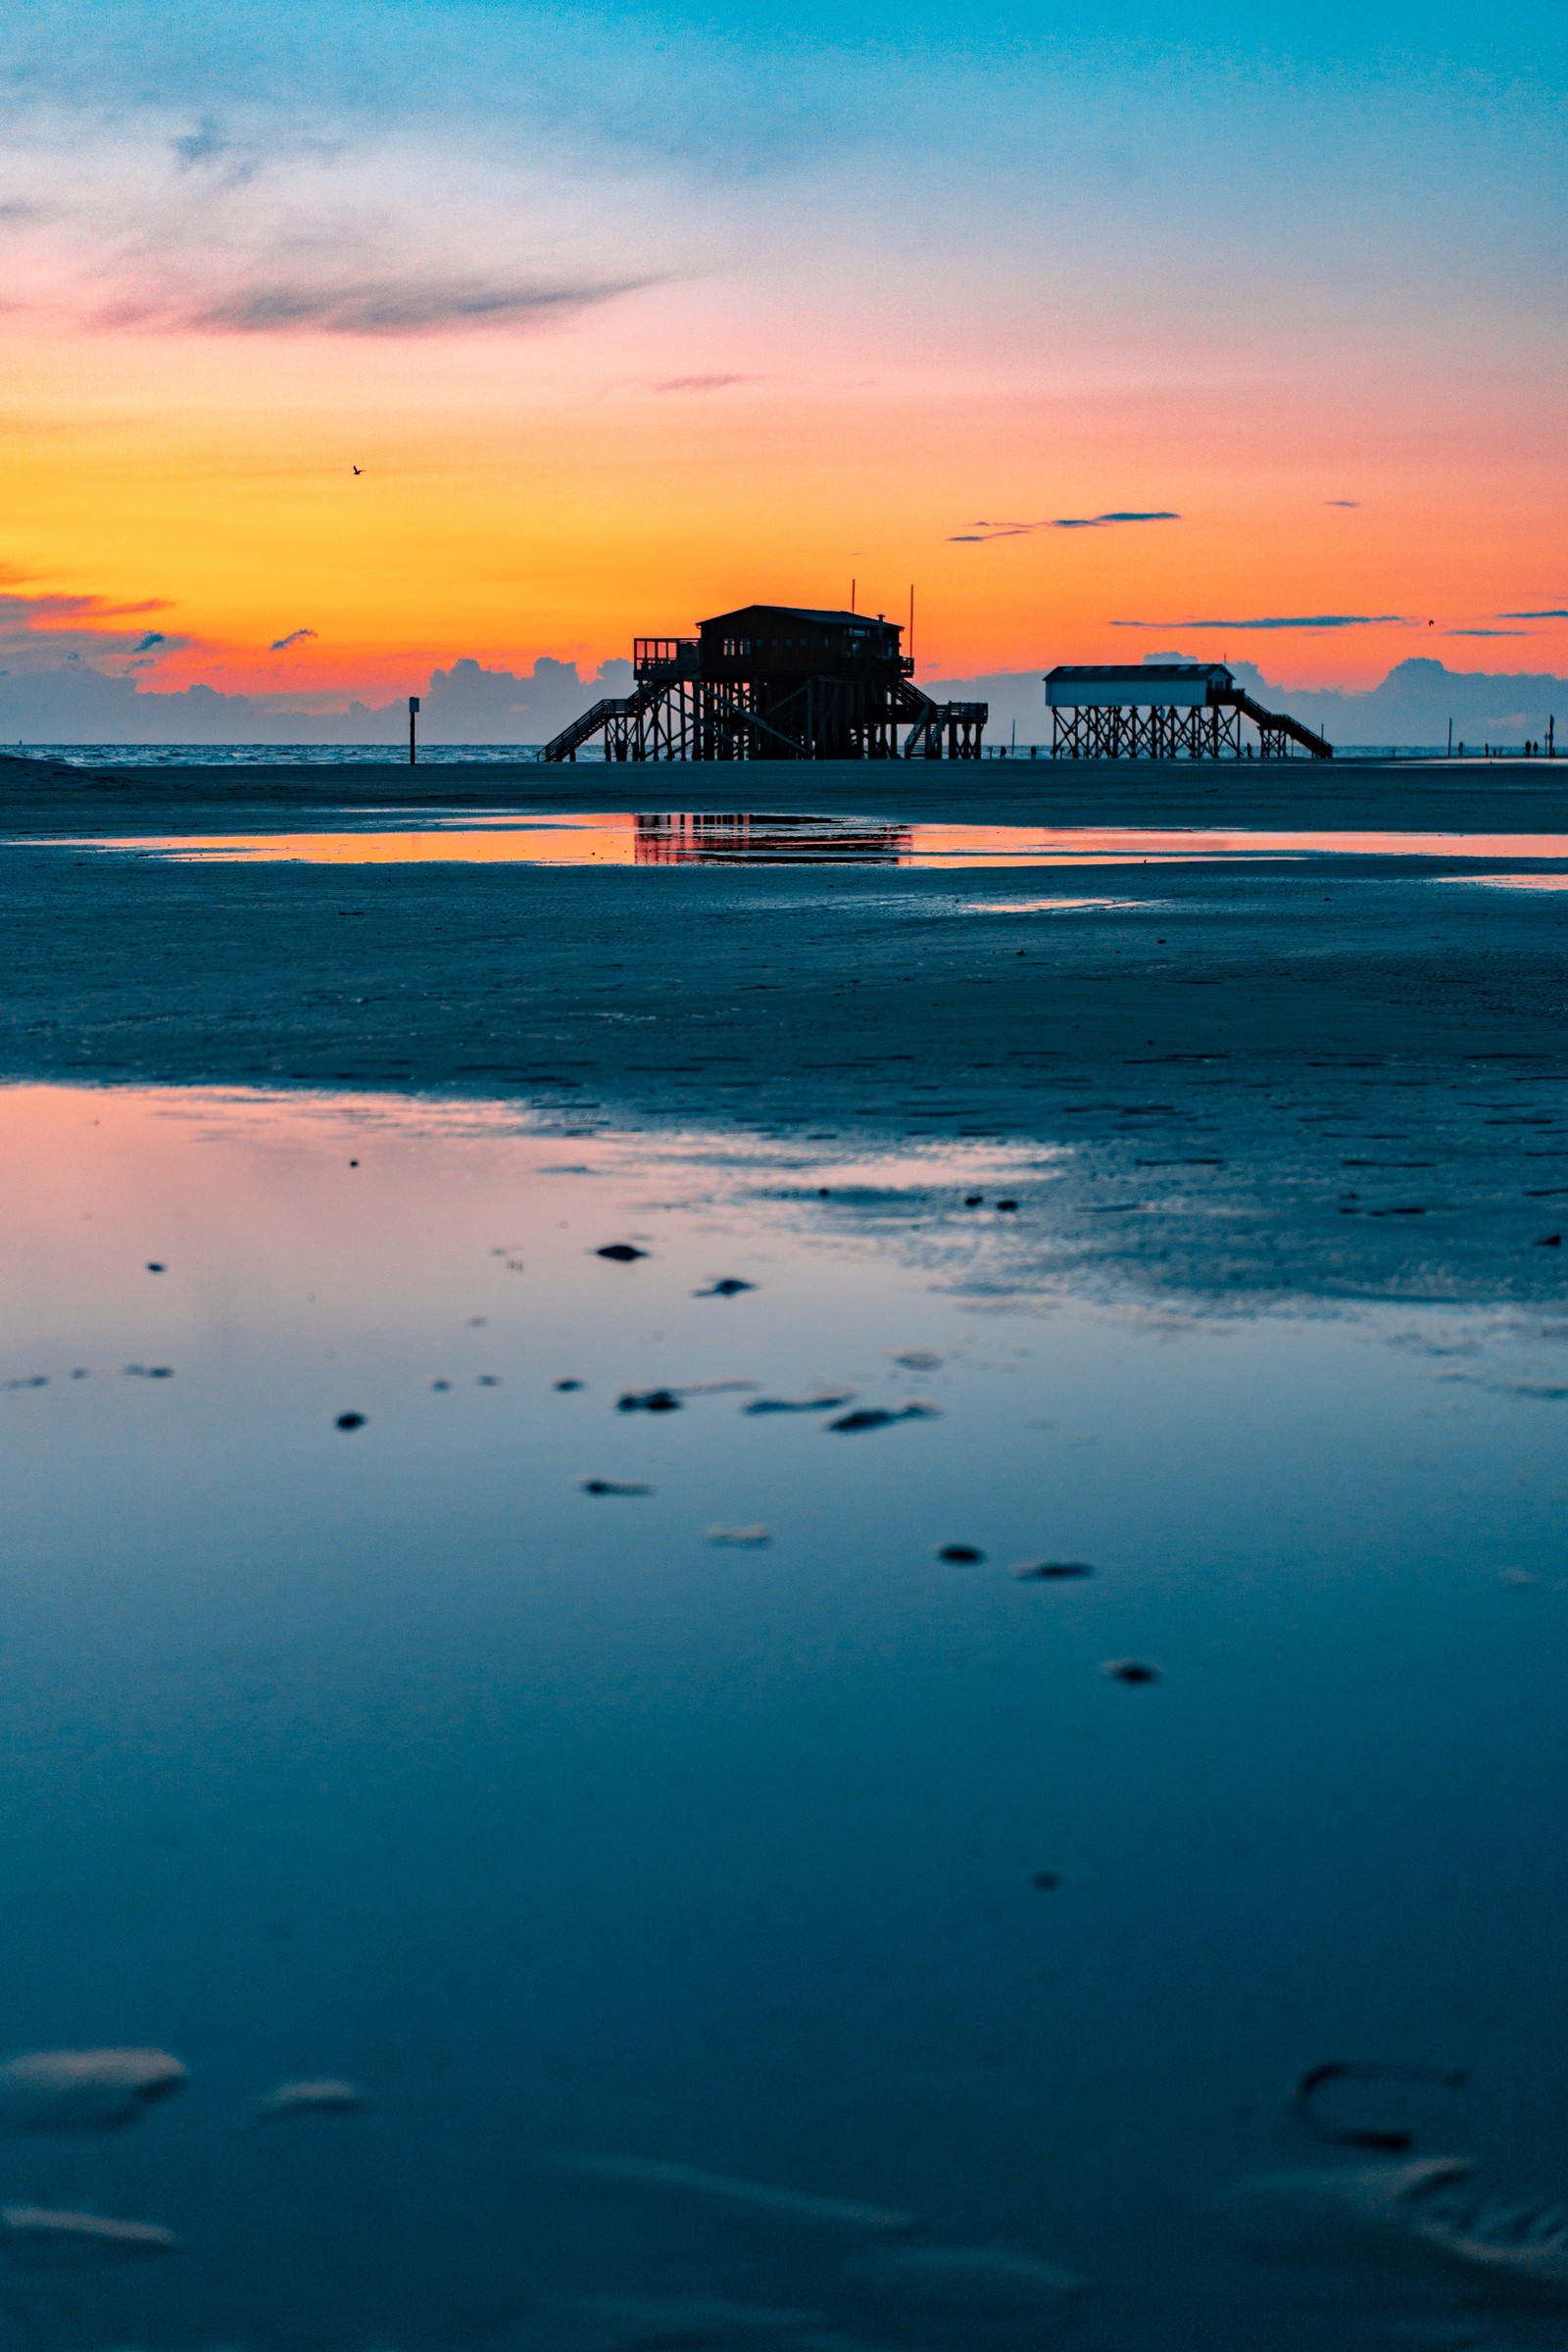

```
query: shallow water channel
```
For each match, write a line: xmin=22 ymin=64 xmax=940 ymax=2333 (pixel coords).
xmin=35 ymin=812 xmax=1568 ymax=870
xmin=4 ymin=1084 xmax=1568 ymax=2352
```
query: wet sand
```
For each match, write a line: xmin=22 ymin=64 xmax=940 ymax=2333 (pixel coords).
xmin=5 ymin=753 xmax=1568 ymax=1305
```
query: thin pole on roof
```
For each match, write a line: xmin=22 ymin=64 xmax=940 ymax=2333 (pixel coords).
xmin=907 ymin=582 xmax=914 ymax=664
xmin=851 ymin=578 xmax=857 ymax=613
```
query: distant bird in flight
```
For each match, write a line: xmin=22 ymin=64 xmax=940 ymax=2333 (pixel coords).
xmin=352 ymin=465 xmax=363 ymax=475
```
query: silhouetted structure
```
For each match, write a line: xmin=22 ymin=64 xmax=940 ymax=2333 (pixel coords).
xmin=545 ymin=606 xmax=987 ymax=761
xmin=1046 ymin=663 xmax=1332 ymax=760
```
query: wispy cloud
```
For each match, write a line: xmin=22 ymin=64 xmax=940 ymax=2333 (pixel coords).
xmin=652 ymin=373 xmax=751 ymax=393
xmin=1112 ymin=612 xmax=1408 ymax=630
xmin=0 ymin=580 xmax=174 ymax=667
xmin=950 ymin=510 xmax=1179 ymax=543
xmin=1497 ymin=609 xmax=1568 ymax=619
xmin=1057 ymin=511 xmax=1180 ymax=529
xmin=1324 ymin=499 xmax=1360 ymax=508
xmin=1448 ymin=627 xmax=1529 ymax=637
xmin=270 ymin=627 xmax=318 ymax=652
xmin=107 ymin=274 xmax=648 ymax=337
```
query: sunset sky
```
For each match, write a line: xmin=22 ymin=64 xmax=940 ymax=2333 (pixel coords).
xmin=1 ymin=0 xmax=1564 ymax=708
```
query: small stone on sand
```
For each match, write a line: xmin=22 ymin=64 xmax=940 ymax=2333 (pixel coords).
xmin=335 ymin=1411 xmax=366 ymax=1430
xmin=830 ymin=1402 xmax=940 ymax=1434
xmin=707 ymin=1525 xmax=773 ymax=1546
xmin=1102 ymin=1658 xmax=1160 ymax=1684
xmin=745 ymin=1391 xmax=858 ymax=1415
xmin=1015 ymin=1560 xmax=1095 ymax=1580
xmin=937 ymin=1544 xmax=985 ymax=1563
xmin=0 ymin=2206 xmax=179 ymax=2266
xmin=0 ymin=2049 xmax=187 ymax=2133
xmin=699 ymin=1278 xmax=754 ymax=1297
xmin=555 ymin=1378 xmax=584 ymax=1391
xmin=597 ymin=1244 xmax=647 ymax=1262
xmin=253 ymin=2078 xmax=365 ymax=2121
xmin=578 ymin=1477 xmax=654 ymax=1495
xmin=617 ymin=1388 xmax=682 ymax=1412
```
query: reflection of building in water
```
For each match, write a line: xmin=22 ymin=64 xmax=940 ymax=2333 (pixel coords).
xmin=545 ymin=605 xmax=987 ymax=762
xmin=633 ymin=813 xmax=912 ymax=864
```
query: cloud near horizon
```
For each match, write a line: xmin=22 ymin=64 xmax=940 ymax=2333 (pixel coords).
xmin=951 ymin=512 xmax=1179 ymax=542
xmin=1112 ymin=613 xmax=1409 ymax=631
xmin=105 ymin=275 xmax=649 ymax=337
xmin=270 ymin=628 xmax=318 ymax=652
xmin=652 ymin=373 xmax=751 ymax=393
xmin=1498 ymin=610 xmax=1568 ymax=619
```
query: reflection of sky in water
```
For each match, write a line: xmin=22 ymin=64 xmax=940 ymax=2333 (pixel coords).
xmin=4 ymin=1082 xmax=1568 ymax=2352
xmin=28 ymin=813 xmax=1568 ymax=869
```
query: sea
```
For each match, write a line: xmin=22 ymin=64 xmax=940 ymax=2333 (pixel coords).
xmin=9 ymin=743 xmax=1467 ymax=766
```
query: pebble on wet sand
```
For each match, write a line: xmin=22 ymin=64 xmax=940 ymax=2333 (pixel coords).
xmin=1015 ymin=1560 xmax=1095 ymax=1580
xmin=698 ymin=1278 xmax=754 ymax=1297
xmin=597 ymin=1244 xmax=647 ymax=1262
xmin=937 ymin=1544 xmax=985 ymax=1563
xmin=253 ymin=2078 xmax=365 ymax=2121
xmin=830 ymin=1403 xmax=940 ymax=1434
xmin=0 ymin=2049 xmax=187 ymax=2133
xmin=0 ymin=2207 xmax=180 ymax=2266
xmin=707 ymin=1525 xmax=773 ymax=1546
xmin=335 ymin=1411 xmax=367 ymax=1430
xmin=578 ymin=1477 xmax=654 ymax=1495
xmin=1102 ymin=1658 xmax=1160 ymax=1684
xmin=617 ymin=1388 xmax=682 ymax=1412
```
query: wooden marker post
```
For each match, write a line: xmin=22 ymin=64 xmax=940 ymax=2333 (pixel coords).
xmin=409 ymin=695 xmax=420 ymax=766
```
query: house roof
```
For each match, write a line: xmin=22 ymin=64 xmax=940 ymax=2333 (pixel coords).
xmin=1044 ymin=662 xmax=1232 ymax=685
xmin=700 ymin=605 xmax=899 ymax=632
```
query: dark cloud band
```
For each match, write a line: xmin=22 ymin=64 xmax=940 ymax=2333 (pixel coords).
xmin=1112 ymin=612 xmax=1407 ymax=631
xmin=950 ymin=511 xmax=1179 ymax=543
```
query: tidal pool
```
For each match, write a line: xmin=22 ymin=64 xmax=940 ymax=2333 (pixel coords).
xmin=30 ymin=812 xmax=1568 ymax=869
xmin=3 ymin=1083 xmax=1568 ymax=2352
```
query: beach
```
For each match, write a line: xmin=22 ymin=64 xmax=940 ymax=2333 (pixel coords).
xmin=5 ymin=752 xmax=1568 ymax=2352
xmin=6 ymin=753 xmax=1567 ymax=1306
